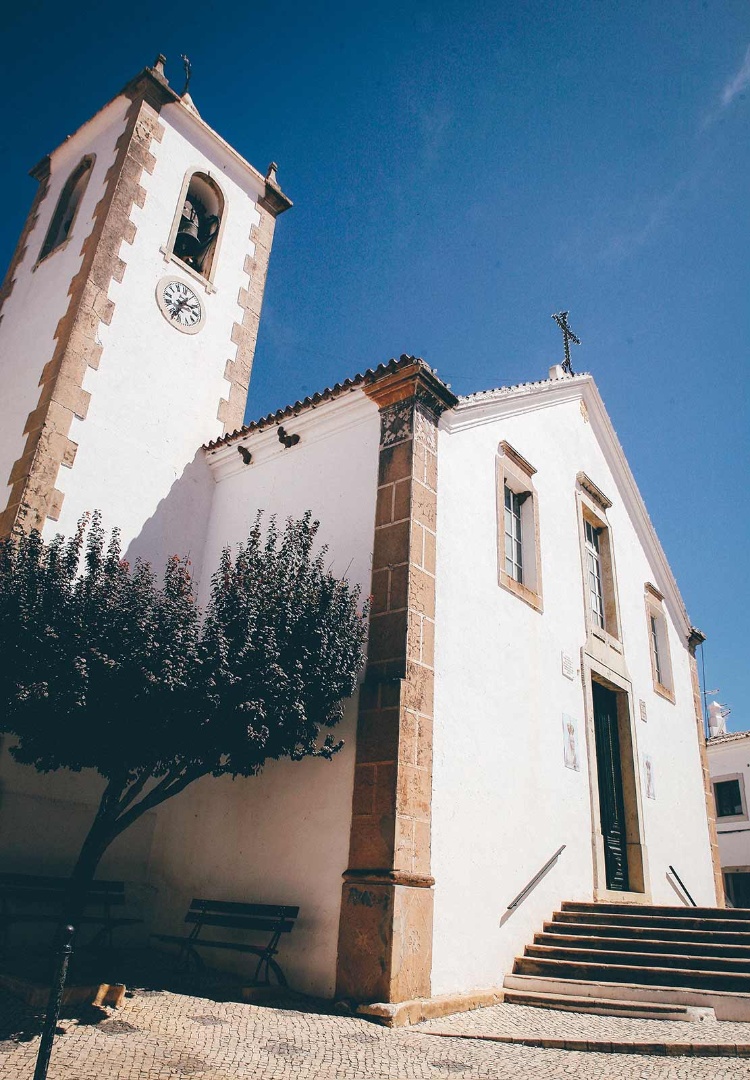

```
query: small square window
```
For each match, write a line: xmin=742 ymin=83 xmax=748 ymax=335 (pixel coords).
xmin=715 ymin=779 xmax=744 ymax=818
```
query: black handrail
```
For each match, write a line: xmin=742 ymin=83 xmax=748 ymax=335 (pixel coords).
xmin=668 ymin=865 xmax=697 ymax=907
xmin=507 ymin=845 xmax=566 ymax=911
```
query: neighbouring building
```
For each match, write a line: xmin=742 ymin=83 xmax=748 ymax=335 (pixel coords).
xmin=707 ymin=705 xmax=750 ymax=908
xmin=0 ymin=59 xmax=723 ymax=1014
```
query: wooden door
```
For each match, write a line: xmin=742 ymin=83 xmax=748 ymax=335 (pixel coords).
xmin=592 ymin=682 xmax=629 ymax=891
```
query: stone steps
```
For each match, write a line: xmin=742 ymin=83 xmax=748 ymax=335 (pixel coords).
xmin=514 ymin=955 xmax=750 ymax=993
xmin=542 ymin=920 xmax=750 ymax=947
xmin=525 ymin=942 xmax=750 ymax=974
xmin=505 ymin=900 xmax=750 ymax=1021
xmin=534 ymin=931 xmax=750 ymax=960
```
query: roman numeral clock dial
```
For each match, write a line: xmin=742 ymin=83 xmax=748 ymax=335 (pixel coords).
xmin=156 ymin=276 xmax=205 ymax=334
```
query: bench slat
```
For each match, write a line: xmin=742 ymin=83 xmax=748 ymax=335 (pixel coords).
xmin=185 ymin=913 xmax=295 ymax=933
xmin=189 ymin=899 xmax=299 ymax=919
xmin=153 ymin=934 xmax=268 ymax=956
xmin=0 ymin=874 xmax=124 ymax=894
xmin=0 ymin=889 xmax=125 ymax=905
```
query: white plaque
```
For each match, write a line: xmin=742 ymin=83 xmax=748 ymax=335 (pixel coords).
xmin=561 ymin=652 xmax=576 ymax=680
xmin=639 ymin=699 xmax=647 ymax=722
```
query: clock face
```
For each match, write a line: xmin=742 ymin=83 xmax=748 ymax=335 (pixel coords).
xmin=156 ymin=277 xmax=205 ymax=334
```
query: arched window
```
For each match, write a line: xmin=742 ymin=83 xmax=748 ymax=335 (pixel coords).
xmin=37 ymin=155 xmax=95 ymax=263
xmin=168 ymin=171 xmax=225 ymax=282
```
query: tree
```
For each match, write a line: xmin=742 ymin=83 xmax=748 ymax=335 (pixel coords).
xmin=0 ymin=512 xmax=368 ymax=913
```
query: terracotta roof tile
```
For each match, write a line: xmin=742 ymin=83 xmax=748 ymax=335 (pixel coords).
xmin=204 ymin=355 xmax=442 ymax=450
xmin=707 ymin=730 xmax=750 ymax=745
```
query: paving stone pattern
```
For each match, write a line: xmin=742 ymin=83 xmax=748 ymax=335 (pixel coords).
xmin=2 ymin=987 xmax=750 ymax=1080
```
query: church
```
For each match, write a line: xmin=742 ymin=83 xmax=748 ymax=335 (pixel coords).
xmin=0 ymin=58 xmax=728 ymax=1021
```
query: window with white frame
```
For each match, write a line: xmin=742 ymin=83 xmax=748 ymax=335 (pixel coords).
xmin=497 ymin=442 xmax=542 ymax=611
xmin=644 ymin=583 xmax=675 ymax=702
xmin=504 ymin=484 xmax=526 ymax=583
xmin=713 ymin=774 xmax=747 ymax=821
xmin=584 ymin=519 xmax=605 ymax=629
xmin=576 ymin=473 xmax=620 ymax=642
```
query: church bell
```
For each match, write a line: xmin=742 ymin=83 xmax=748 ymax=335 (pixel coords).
xmin=174 ymin=198 xmax=202 ymax=262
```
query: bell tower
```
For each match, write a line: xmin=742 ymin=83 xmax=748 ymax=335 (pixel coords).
xmin=0 ymin=56 xmax=290 ymax=545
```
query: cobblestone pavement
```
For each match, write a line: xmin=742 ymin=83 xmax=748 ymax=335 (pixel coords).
xmin=3 ymin=987 xmax=750 ymax=1080
xmin=414 ymin=1001 xmax=750 ymax=1045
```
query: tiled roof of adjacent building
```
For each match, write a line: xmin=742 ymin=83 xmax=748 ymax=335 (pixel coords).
xmin=707 ymin=730 xmax=750 ymax=745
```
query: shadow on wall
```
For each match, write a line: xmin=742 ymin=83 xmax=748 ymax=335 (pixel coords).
xmin=123 ymin=449 xmax=216 ymax=592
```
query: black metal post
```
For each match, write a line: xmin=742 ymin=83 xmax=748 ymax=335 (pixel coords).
xmin=33 ymin=924 xmax=75 ymax=1080
xmin=668 ymin=866 xmax=697 ymax=907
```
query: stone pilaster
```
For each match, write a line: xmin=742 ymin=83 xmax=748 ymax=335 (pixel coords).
xmin=335 ymin=359 xmax=456 ymax=1004
xmin=687 ymin=628 xmax=725 ymax=907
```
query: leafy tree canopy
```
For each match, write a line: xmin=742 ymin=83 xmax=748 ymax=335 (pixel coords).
xmin=0 ymin=512 xmax=368 ymax=885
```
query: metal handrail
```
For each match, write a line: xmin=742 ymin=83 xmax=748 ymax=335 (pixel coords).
xmin=507 ymin=845 xmax=566 ymax=911
xmin=668 ymin=865 xmax=697 ymax=907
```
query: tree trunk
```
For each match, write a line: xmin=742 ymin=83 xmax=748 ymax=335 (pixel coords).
xmin=65 ymin=797 xmax=119 ymax=926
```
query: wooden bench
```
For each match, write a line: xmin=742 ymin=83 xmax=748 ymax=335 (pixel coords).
xmin=0 ymin=872 xmax=141 ymax=953
xmin=153 ymin=899 xmax=299 ymax=986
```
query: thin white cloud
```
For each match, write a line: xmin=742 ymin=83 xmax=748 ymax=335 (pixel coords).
xmin=721 ymin=44 xmax=750 ymax=109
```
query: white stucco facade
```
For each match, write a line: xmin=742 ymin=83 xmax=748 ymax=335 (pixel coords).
xmin=430 ymin=374 xmax=716 ymax=995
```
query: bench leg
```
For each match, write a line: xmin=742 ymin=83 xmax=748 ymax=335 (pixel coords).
xmin=251 ymin=953 xmax=287 ymax=988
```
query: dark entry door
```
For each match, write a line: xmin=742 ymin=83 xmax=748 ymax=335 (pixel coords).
xmin=592 ymin=682 xmax=629 ymax=891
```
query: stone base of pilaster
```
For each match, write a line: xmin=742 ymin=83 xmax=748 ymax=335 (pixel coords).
xmin=335 ymin=874 xmax=434 ymax=1004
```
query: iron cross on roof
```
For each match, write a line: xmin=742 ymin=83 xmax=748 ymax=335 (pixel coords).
xmin=551 ymin=311 xmax=580 ymax=375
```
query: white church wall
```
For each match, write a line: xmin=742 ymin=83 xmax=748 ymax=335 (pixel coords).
xmin=143 ymin=392 xmax=381 ymax=997
xmin=0 ymin=390 xmax=379 ymax=996
xmin=0 ymin=98 xmax=129 ymax=517
xmin=431 ymin=382 xmax=715 ymax=995
xmin=45 ymin=99 xmax=265 ymax=557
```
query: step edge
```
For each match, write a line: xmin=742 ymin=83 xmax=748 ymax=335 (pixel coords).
xmin=525 ymin=944 xmax=750 ymax=967
xmin=504 ymin=973 xmax=750 ymax=1002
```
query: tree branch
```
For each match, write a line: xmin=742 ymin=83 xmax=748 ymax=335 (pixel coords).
xmin=116 ymin=769 xmax=152 ymax=814
xmin=111 ymin=765 xmax=205 ymax=836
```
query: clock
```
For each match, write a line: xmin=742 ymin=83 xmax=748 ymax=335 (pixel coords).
xmin=155 ymin=276 xmax=205 ymax=334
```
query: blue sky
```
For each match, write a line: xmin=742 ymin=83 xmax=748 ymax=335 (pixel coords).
xmin=1 ymin=1 xmax=748 ymax=728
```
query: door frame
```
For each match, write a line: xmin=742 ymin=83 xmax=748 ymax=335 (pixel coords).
xmin=582 ymin=655 xmax=652 ymax=902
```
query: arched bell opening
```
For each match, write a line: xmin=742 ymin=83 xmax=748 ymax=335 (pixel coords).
xmin=170 ymin=171 xmax=225 ymax=282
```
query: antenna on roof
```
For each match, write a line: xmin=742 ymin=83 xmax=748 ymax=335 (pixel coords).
xmin=551 ymin=311 xmax=580 ymax=375
xmin=180 ymin=54 xmax=192 ymax=97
